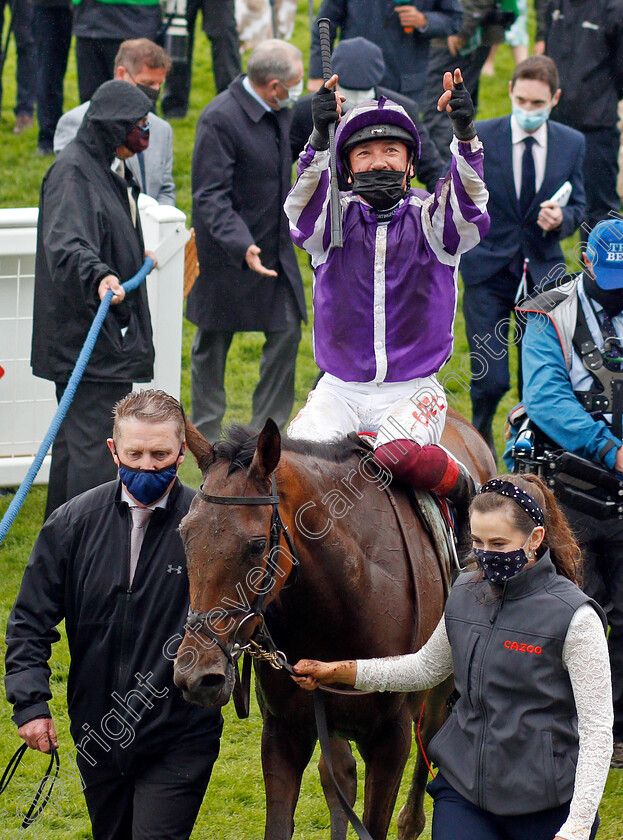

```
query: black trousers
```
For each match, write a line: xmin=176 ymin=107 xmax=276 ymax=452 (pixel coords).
xmin=561 ymin=503 xmax=623 ymax=742
xmin=75 ymin=37 xmax=123 ymax=103
xmin=190 ymin=286 xmax=301 ymax=443
xmin=78 ymin=738 xmax=220 ymax=840
xmin=581 ymin=125 xmax=622 ymax=233
xmin=33 ymin=5 xmax=72 ymax=148
xmin=0 ymin=0 xmax=36 ymax=115
xmin=161 ymin=0 xmax=240 ymax=118
xmin=45 ymin=380 xmax=132 ymax=519
xmin=463 ymin=266 xmax=525 ymax=457
xmin=427 ymin=773 xmax=599 ymax=840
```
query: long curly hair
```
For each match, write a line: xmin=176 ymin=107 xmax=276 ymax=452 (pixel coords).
xmin=469 ymin=474 xmax=582 ymax=584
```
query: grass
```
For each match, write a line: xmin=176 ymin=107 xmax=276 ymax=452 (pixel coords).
xmin=1 ymin=2 xmax=623 ymax=837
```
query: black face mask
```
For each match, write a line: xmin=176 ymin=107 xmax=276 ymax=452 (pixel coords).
xmin=584 ymin=269 xmax=623 ymax=318
xmin=351 ymin=170 xmax=408 ymax=211
xmin=136 ymin=82 xmax=159 ymax=106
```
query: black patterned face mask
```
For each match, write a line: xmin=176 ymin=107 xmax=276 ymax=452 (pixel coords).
xmin=472 ymin=546 xmax=529 ymax=583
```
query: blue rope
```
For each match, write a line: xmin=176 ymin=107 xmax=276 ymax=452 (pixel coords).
xmin=0 ymin=257 xmax=154 ymax=546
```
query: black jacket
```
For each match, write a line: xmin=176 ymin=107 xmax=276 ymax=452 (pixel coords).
xmin=538 ymin=0 xmax=623 ymax=129
xmin=430 ymin=552 xmax=606 ymax=814
xmin=308 ymin=0 xmax=463 ymax=104
xmin=5 ymin=479 xmax=222 ymax=769
xmin=290 ymin=88 xmax=446 ymax=193
xmin=72 ymin=0 xmax=161 ymax=40
xmin=187 ymin=76 xmax=306 ymax=333
xmin=31 ymin=81 xmax=155 ymax=384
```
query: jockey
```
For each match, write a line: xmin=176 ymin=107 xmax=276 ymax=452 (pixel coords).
xmin=284 ymin=70 xmax=490 ymax=520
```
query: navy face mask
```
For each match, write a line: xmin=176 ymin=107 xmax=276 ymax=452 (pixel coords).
xmin=472 ymin=546 xmax=529 ymax=584
xmin=117 ymin=452 xmax=181 ymax=505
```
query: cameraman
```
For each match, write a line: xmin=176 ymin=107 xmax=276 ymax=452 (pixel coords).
xmin=516 ymin=218 xmax=623 ymax=768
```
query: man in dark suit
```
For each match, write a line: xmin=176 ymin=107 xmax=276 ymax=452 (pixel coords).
xmin=460 ymin=56 xmax=586 ymax=459
xmin=187 ymin=39 xmax=307 ymax=443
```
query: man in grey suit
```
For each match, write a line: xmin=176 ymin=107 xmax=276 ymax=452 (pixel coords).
xmin=54 ymin=39 xmax=176 ymax=206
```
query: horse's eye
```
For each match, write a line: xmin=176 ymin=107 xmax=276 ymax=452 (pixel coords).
xmin=249 ymin=538 xmax=267 ymax=557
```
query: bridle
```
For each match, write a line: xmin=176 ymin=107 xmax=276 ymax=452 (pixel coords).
xmin=185 ymin=473 xmax=299 ymax=669
xmin=184 ymin=470 xmax=375 ymax=840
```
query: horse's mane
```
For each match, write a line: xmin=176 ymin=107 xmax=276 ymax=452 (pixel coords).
xmin=213 ymin=425 xmax=361 ymax=475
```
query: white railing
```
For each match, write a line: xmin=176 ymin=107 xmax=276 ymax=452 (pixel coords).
xmin=0 ymin=197 xmax=188 ymax=487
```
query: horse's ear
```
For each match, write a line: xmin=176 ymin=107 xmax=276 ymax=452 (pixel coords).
xmin=184 ymin=416 xmax=214 ymax=476
xmin=248 ymin=418 xmax=281 ymax=483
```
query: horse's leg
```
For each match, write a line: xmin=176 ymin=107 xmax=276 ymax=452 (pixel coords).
xmin=398 ymin=680 xmax=453 ymax=840
xmin=318 ymin=738 xmax=358 ymax=840
xmin=358 ymin=709 xmax=412 ymax=840
xmin=261 ymin=713 xmax=316 ymax=840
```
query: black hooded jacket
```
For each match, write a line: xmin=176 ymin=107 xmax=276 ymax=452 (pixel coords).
xmin=537 ymin=0 xmax=623 ymax=130
xmin=31 ymin=81 xmax=156 ymax=384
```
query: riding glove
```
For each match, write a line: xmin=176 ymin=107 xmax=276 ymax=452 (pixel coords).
xmin=446 ymin=81 xmax=476 ymax=141
xmin=310 ymin=85 xmax=340 ymax=151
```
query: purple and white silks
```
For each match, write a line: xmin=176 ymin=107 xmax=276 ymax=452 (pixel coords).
xmin=284 ymin=137 xmax=490 ymax=385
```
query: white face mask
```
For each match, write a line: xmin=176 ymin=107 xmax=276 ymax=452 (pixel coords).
xmin=340 ymin=87 xmax=376 ymax=112
xmin=276 ymin=78 xmax=303 ymax=109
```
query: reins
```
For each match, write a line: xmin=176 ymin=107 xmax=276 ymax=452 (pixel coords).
xmin=0 ymin=744 xmax=60 ymax=829
xmin=188 ymin=472 xmax=375 ymax=840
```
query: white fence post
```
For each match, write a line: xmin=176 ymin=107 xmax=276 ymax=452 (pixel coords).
xmin=0 ymin=202 xmax=188 ymax=488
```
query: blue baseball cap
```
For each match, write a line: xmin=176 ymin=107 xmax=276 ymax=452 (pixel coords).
xmin=586 ymin=219 xmax=623 ymax=290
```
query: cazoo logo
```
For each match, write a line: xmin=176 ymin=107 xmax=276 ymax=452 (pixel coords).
xmin=504 ymin=639 xmax=542 ymax=655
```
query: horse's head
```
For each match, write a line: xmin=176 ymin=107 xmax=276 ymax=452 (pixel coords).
xmin=174 ymin=417 xmax=286 ymax=708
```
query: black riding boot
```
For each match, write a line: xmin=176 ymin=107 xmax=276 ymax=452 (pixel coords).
xmin=445 ymin=465 xmax=478 ymax=560
xmin=471 ymin=399 xmax=500 ymax=466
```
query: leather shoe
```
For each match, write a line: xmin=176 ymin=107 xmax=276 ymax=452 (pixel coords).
xmin=13 ymin=114 xmax=34 ymax=134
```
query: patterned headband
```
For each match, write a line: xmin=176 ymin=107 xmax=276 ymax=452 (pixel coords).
xmin=478 ymin=479 xmax=545 ymax=527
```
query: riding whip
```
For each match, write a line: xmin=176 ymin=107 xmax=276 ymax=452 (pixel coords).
xmin=317 ymin=17 xmax=343 ymax=249
xmin=268 ymin=0 xmax=278 ymax=38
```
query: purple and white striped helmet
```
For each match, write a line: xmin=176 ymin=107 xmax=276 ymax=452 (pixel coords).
xmin=335 ymin=95 xmax=421 ymax=176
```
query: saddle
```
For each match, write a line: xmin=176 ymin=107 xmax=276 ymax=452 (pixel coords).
xmin=347 ymin=433 xmax=458 ymax=597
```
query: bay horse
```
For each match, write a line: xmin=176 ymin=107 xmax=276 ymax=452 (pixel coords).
xmin=174 ymin=410 xmax=495 ymax=840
